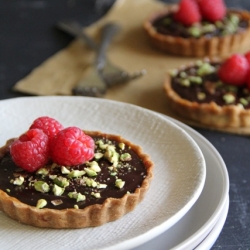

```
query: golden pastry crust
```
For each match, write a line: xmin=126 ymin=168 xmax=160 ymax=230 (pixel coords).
xmin=0 ymin=131 xmax=154 ymax=228
xmin=144 ymin=5 xmax=250 ymax=57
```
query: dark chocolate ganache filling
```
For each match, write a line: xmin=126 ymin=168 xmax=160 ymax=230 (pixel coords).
xmin=0 ymin=136 xmax=147 ymax=210
xmin=153 ymin=12 xmax=249 ymax=38
xmin=171 ymin=61 xmax=250 ymax=108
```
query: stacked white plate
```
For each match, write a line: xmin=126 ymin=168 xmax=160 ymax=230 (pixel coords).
xmin=0 ymin=97 xmax=229 ymax=250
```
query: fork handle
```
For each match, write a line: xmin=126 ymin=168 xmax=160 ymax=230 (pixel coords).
xmin=95 ymin=23 xmax=120 ymax=71
xmin=56 ymin=21 xmax=98 ymax=50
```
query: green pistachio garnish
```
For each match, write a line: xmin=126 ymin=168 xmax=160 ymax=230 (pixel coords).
xmin=240 ymin=98 xmax=248 ymax=106
xmin=120 ymin=153 xmax=132 ymax=161
xmin=34 ymin=181 xmax=50 ymax=193
xmin=115 ymin=179 xmax=125 ymax=189
xmin=197 ymin=63 xmax=216 ymax=76
xmin=36 ymin=199 xmax=47 ymax=209
xmin=86 ymin=161 xmax=101 ymax=172
xmin=188 ymin=26 xmax=201 ymax=37
xmin=223 ymin=93 xmax=236 ymax=104
xmin=84 ymin=177 xmax=97 ymax=187
xmin=97 ymin=183 xmax=108 ymax=189
xmin=52 ymin=184 xmax=65 ymax=196
xmin=118 ymin=142 xmax=125 ymax=150
xmin=53 ymin=176 xmax=70 ymax=188
xmin=13 ymin=176 xmax=24 ymax=186
xmin=84 ymin=168 xmax=97 ymax=177
xmin=61 ymin=166 xmax=70 ymax=174
xmin=94 ymin=152 xmax=104 ymax=160
xmin=180 ymin=79 xmax=190 ymax=87
xmin=68 ymin=170 xmax=85 ymax=178
xmin=91 ymin=192 xmax=101 ymax=198
xmin=197 ymin=92 xmax=206 ymax=100
xmin=36 ymin=168 xmax=49 ymax=176
xmin=188 ymin=76 xmax=202 ymax=84
xmin=68 ymin=191 xmax=86 ymax=202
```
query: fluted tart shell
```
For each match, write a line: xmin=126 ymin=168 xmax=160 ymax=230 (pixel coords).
xmin=144 ymin=5 xmax=250 ymax=57
xmin=0 ymin=131 xmax=154 ymax=228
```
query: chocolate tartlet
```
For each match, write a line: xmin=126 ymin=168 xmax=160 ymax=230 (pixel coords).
xmin=144 ymin=5 xmax=250 ymax=57
xmin=164 ymin=59 xmax=250 ymax=128
xmin=0 ymin=131 xmax=153 ymax=228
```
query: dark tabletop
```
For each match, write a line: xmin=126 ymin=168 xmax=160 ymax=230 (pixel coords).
xmin=0 ymin=0 xmax=250 ymax=249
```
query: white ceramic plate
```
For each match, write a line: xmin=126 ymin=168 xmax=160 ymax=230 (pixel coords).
xmin=133 ymin=116 xmax=229 ymax=250
xmin=195 ymin=195 xmax=229 ymax=250
xmin=0 ymin=96 xmax=206 ymax=250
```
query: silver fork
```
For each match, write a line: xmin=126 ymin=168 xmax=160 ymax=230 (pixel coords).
xmin=72 ymin=22 xmax=120 ymax=96
xmin=57 ymin=21 xmax=146 ymax=92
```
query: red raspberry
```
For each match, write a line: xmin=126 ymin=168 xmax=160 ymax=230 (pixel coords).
xmin=198 ymin=0 xmax=226 ymax=22
xmin=218 ymin=54 xmax=250 ymax=86
xmin=246 ymin=70 xmax=250 ymax=90
xmin=10 ymin=129 xmax=49 ymax=172
xmin=245 ymin=51 xmax=250 ymax=64
xmin=30 ymin=116 xmax=64 ymax=140
xmin=174 ymin=0 xmax=201 ymax=26
xmin=50 ymin=127 xmax=95 ymax=166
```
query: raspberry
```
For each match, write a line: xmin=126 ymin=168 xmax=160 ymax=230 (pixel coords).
xmin=173 ymin=0 xmax=201 ymax=26
xmin=30 ymin=116 xmax=64 ymax=140
xmin=50 ymin=127 xmax=95 ymax=166
xmin=218 ymin=54 xmax=250 ymax=86
xmin=10 ymin=129 xmax=49 ymax=172
xmin=245 ymin=51 xmax=250 ymax=64
xmin=198 ymin=0 xmax=226 ymax=22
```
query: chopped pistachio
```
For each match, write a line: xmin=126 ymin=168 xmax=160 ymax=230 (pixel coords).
xmin=51 ymin=199 xmax=63 ymax=206
xmin=188 ymin=26 xmax=201 ymax=37
xmin=215 ymin=20 xmax=223 ymax=28
xmin=197 ymin=63 xmax=216 ymax=76
xmin=61 ymin=166 xmax=70 ymax=174
xmin=84 ymin=177 xmax=97 ymax=187
xmin=53 ymin=176 xmax=70 ymax=188
xmin=97 ymin=183 xmax=108 ymax=189
xmin=84 ymin=168 xmax=97 ymax=177
xmin=118 ymin=142 xmax=125 ymax=150
xmin=195 ymin=60 xmax=203 ymax=67
xmin=34 ymin=181 xmax=50 ymax=193
xmin=36 ymin=199 xmax=47 ymax=209
xmin=197 ymin=92 xmax=206 ymax=100
xmin=13 ymin=176 xmax=24 ymax=186
xmin=68 ymin=170 xmax=85 ymax=178
xmin=94 ymin=152 xmax=104 ymax=160
xmin=169 ymin=69 xmax=178 ymax=77
xmin=36 ymin=168 xmax=49 ymax=176
xmin=229 ymin=14 xmax=240 ymax=25
xmin=180 ymin=71 xmax=187 ymax=78
xmin=110 ymin=172 xmax=117 ymax=176
xmin=68 ymin=191 xmax=86 ymax=202
xmin=49 ymin=175 xmax=57 ymax=180
xmin=6 ymin=189 xmax=10 ymax=193
xmin=179 ymin=79 xmax=190 ymax=87
xmin=240 ymin=98 xmax=248 ymax=106
xmin=74 ymin=205 xmax=79 ymax=209
xmin=52 ymin=184 xmax=65 ymax=196
xmin=91 ymin=192 xmax=101 ymax=198
xmin=202 ymin=24 xmax=216 ymax=33
xmin=96 ymin=140 xmax=108 ymax=150
xmin=86 ymin=161 xmax=101 ymax=172
xmin=188 ymin=76 xmax=202 ymax=84
xmin=223 ymin=93 xmax=235 ymax=104
xmin=104 ymin=147 xmax=119 ymax=167
xmin=115 ymin=179 xmax=125 ymax=189
xmin=120 ymin=153 xmax=132 ymax=161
